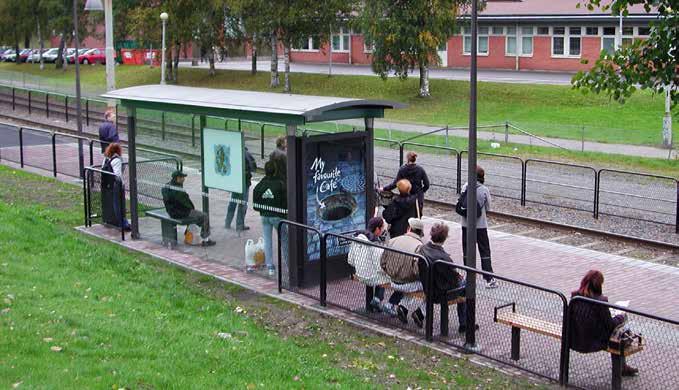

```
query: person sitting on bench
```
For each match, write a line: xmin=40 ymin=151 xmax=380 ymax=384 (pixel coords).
xmin=569 ymin=270 xmax=638 ymax=377
xmin=161 ymin=170 xmax=216 ymax=247
xmin=380 ymin=217 xmax=427 ymax=327
xmin=419 ymin=222 xmax=475 ymax=333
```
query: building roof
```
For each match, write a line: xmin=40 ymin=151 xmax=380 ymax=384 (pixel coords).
xmin=466 ymin=0 xmax=658 ymax=22
xmin=103 ymin=85 xmax=405 ymax=124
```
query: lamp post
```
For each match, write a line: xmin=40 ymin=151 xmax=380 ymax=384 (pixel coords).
xmin=160 ymin=12 xmax=169 ymax=84
xmin=73 ymin=0 xmax=85 ymax=179
xmin=85 ymin=0 xmax=116 ymax=92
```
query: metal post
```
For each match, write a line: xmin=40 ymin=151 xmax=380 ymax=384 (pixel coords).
xmin=663 ymin=87 xmax=673 ymax=148
xmin=365 ymin=117 xmax=376 ymax=219
xmin=191 ymin=115 xmax=196 ymax=147
xmin=120 ymin=181 xmax=125 ymax=241
xmin=89 ymin=140 xmax=94 ymax=165
xmin=521 ymin=161 xmax=527 ymax=206
xmin=83 ymin=170 xmax=89 ymax=227
xmin=85 ymin=99 xmax=90 ymax=126
xmin=160 ymin=13 xmax=168 ymax=84
xmin=52 ymin=133 xmax=57 ymax=177
xmin=456 ymin=152 xmax=462 ymax=193
xmin=104 ymin=0 xmax=115 ymax=92
xmin=11 ymin=87 xmax=15 ymax=110
xmin=675 ymin=181 xmax=678 ymax=234
xmin=445 ymin=125 xmax=449 ymax=147
xmin=581 ymin=126 xmax=585 ymax=152
xmin=65 ymin=96 xmax=69 ymax=122
xmin=200 ymin=115 xmax=210 ymax=221
xmin=505 ymin=121 xmax=509 ymax=143
xmin=45 ymin=93 xmax=49 ymax=118
xmin=28 ymin=90 xmax=31 ymax=115
xmin=127 ymin=107 xmax=140 ymax=239
xmin=73 ymin=0 xmax=85 ymax=179
xmin=594 ymin=171 xmax=601 ymax=219
xmin=464 ymin=0 xmax=479 ymax=353
xmin=161 ymin=111 xmax=166 ymax=140
xmin=399 ymin=143 xmax=404 ymax=166
xmin=260 ymin=124 xmax=265 ymax=159
xmin=319 ymin=235 xmax=327 ymax=307
xmin=19 ymin=127 xmax=24 ymax=167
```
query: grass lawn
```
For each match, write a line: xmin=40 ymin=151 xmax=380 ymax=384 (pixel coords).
xmin=0 ymin=62 xmax=676 ymax=147
xmin=0 ymin=165 xmax=542 ymax=389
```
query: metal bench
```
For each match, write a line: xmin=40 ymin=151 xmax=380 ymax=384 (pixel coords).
xmin=494 ymin=303 xmax=643 ymax=390
xmin=145 ymin=208 xmax=194 ymax=248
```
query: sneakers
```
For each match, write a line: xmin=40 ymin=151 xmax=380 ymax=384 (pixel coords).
xmin=368 ymin=297 xmax=382 ymax=313
xmin=486 ymin=279 xmax=499 ymax=289
xmin=397 ymin=305 xmax=409 ymax=324
xmin=236 ymin=226 xmax=250 ymax=232
xmin=201 ymin=239 xmax=216 ymax=247
xmin=267 ymin=265 xmax=276 ymax=276
xmin=458 ymin=324 xmax=480 ymax=333
xmin=245 ymin=266 xmax=256 ymax=273
xmin=412 ymin=308 xmax=425 ymax=328
xmin=382 ymin=303 xmax=397 ymax=317
xmin=622 ymin=364 xmax=639 ymax=377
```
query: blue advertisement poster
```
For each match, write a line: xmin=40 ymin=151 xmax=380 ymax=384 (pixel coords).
xmin=202 ymin=128 xmax=244 ymax=194
xmin=303 ymin=133 xmax=367 ymax=261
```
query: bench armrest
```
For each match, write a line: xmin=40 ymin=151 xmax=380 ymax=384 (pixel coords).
xmin=494 ymin=302 xmax=516 ymax=323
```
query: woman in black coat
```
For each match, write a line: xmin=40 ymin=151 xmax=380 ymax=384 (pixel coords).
xmin=382 ymin=179 xmax=418 ymax=238
xmin=569 ymin=270 xmax=638 ymax=377
xmin=382 ymin=152 xmax=429 ymax=214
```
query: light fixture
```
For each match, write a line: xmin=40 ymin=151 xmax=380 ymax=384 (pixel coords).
xmin=84 ymin=0 xmax=104 ymax=11
xmin=160 ymin=12 xmax=169 ymax=21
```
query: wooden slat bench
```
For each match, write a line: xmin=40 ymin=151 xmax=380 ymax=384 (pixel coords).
xmin=146 ymin=208 xmax=194 ymax=248
xmin=494 ymin=303 xmax=644 ymax=390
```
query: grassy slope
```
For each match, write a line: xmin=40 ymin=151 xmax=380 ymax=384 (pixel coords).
xmin=0 ymin=63 xmax=675 ymax=146
xmin=0 ymin=165 xmax=540 ymax=389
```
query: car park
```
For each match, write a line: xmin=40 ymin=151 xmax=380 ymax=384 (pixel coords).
xmin=78 ymin=48 xmax=105 ymax=64
xmin=67 ymin=48 xmax=89 ymax=63
xmin=27 ymin=49 xmax=48 ymax=63
xmin=1 ymin=49 xmax=16 ymax=62
xmin=41 ymin=48 xmax=60 ymax=63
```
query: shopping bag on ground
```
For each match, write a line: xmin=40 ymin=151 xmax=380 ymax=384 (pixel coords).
xmin=253 ymin=237 xmax=266 ymax=267
xmin=245 ymin=239 xmax=256 ymax=268
xmin=184 ymin=224 xmax=202 ymax=245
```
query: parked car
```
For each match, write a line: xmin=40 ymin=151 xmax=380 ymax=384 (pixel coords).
xmin=1 ymin=49 xmax=16 ymax=62
xmin=78 ymin=48 xmax=105 ymax=64
xmin=67 ymin=48 xmax=89 ymax=63
xmin=17 ymin=49 xmax=32 ymax=63
xmin=27 ymin=49 xmax=48 ymax=63
xmin=41 ymin=48 xmax=60 ymax=63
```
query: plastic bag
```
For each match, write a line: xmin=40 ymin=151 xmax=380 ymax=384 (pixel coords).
xmin=253 ymin=237 xmax=265 ymax=267
xmin=184 ymin=224 xmax=202 ymax=246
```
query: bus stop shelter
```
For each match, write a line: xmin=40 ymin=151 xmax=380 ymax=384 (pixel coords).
xmin=102 ymin=84 xmax=404 ymax=285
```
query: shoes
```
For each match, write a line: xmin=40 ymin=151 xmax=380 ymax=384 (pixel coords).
xmin=458 ymin=324 xmax=480 ymax=333
xmin=201 ymin=239 xmax=216 ymax=247
xmin=267 ymin=265 xmax=276 ymax=276
xmin=397 ymin=305 xmax=409 ymax=324
xmin=622 ymin=364 xmax=639 ymax=377
xmin=368 ymin=297 xmax=382 ymax=313
xmin=486 ymin=279 xmax=499 ymax=289
xmin=412 ymin=308 xmax=425 ymax=328
xmin=236 ymin=226 xmax=250 ymax=232
xmin=382 ymin=303 xmax=397 ymax=317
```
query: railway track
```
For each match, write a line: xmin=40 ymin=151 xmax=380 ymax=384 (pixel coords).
xmin=425 ymin=198 xmax=679 ymax=267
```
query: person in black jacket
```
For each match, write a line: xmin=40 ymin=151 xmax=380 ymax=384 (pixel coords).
xmin=225 ymin=147 xmax=257 ymax=231
xmin=569 ymin=270 xmax=638 ymax=377
xmin=419 ymin=222 xmax=475 ymax=333
xmin=268 ymin=136 xmax=287 ymax=182
xmin=161 ymin=170 xmax=215 ymax=247
xmin=253 ymin=161 xmax=288 ymax=275
xmin=382 ymin=179 xmax=419 ymax=238
xmin=382 ymin=151 xmax=429 ymax=214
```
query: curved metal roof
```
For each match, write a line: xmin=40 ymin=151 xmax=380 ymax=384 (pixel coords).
xmin=103 ymin=85 xmax=405 ymax=124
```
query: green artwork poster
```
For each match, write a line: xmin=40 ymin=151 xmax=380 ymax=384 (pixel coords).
xmin=202 ymin=128 xmax=244 ymax=193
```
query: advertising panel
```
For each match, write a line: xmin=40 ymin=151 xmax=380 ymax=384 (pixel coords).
xmin=202 ymin=128 xmax=244 ymax=194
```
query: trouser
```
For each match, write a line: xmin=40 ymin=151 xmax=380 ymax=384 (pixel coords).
xmin=461 ymin=227 xmax=494 ymax=282
xmin=188 ymin=209 xmax=210 ymax=239
xmin=111 ymin=182 xmax=130 ymax=229
xmin=261 ymin=216 xmax=285 ymax=267
xmin=225 ymin=185 xmax=249 ymax=229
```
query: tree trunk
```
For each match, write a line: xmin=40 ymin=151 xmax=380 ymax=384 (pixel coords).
xmin=328 ymin=29 xmax=333 ymax=77
xmin=208 ymin=46 xmax=216 ymax=76
xmin=283 ymin=41 xmax=291 ymax=93
xmin=37 ymin=20 xmax=44 ymax=70
xmin=270 ymin=32 xmax=279 ymax=88
xmin=24 ymin=34 xmax=30 ymax=49
xmin=419 ymin=64 xmax=430 ymax=97
xmin=191 ymin=42 xmax=198 ymax=66
xmin=13 ymin=33 xmax=19 ymax=66
xmin=173 ymin=42 xmax=180 ymax=82
xmin=55 ymin=34 xmax=65 ymax=69
xmin=251 ymin=33 xmax=257 ymax=75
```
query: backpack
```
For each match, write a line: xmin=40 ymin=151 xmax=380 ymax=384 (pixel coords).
xmin=101 ymin=156 xmax=119 ymax=189
xmin=455 ymin=189 xmax=482 ymax=218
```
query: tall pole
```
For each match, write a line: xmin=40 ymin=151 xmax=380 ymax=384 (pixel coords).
xmin=617 ymin=11 xmax=623 ymax=49
xmin=104 ymin=0 xmax=115 ymax=92
xmin=464 ymin=0 xmax=479 ymax=352
xmin=664 ymin=86 xmax=673 ymax=148
xmin=160 ymin=13 xmax=168 ymax=84
xmin=73 ymin=0 xmax=85 ymax=179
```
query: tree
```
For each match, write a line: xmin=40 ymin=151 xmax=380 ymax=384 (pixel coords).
xmin=572 ymin=0 xmax=678 ymax=109
xmin=0 ymin=0 xmax=34 ymax=65
xmin=357 ymin=0 xmax=470 ymax=97
xmin=228 ymin=0 xmax=272 ymax=75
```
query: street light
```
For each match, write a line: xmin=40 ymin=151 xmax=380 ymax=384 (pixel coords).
xmin=85 ymin=0 xmax=115 ymax=92
xmin=73 ymin=0 xmax=85 ymax=179
xmin=160 ymin=12 xmax=169 ymax=85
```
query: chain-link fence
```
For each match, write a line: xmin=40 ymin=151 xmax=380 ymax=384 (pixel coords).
xmin=460 ymin=151 xmax=524 ymax=202
xmin=278 ymin=221 xmax=318 ymax=301
xmin=566 ymin=296 xmax=679 ymax=390
xmin=0 ymin=123 xmax=21 ymax=164
xmin=401 ymin=143 xmax=460 ymax=202
xmin=525 ymin=160 xmax=597 ymax=215
xmin=20 ymin=127 xmax=54 ymax=172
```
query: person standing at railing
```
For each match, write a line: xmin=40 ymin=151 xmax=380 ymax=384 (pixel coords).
xmin=102 ymin=143 xmax=130 ymax=232
xmin=382 ymin=151 xmax=429 ymax=215
xmin=460 ymin=166 xmax=498 ymax=289
xmin=382 ymin=179 xmax=419 ymax=238
xmin=569 ymin=270 xmax=639 ymax=377
xmin=225 ymin=147 xmax=257 ymax=231
xmin=98 ymin=109 xmax=119 ymax=153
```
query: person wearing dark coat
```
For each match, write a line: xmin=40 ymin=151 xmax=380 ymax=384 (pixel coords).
xmin=382 ymin=179 xmax=419 ymax=238
xmin=419 ymin=222 xmax=474 ymax=333
xmin=383 ymin=151 xmax=429 ymax=214
xmin=269 ymin=136 xmax=287 ymax=182
xmin=98 ymin=110 xmax=119 ymax=153
xmin=225 ymin=147 xmax=257 ymax=231
xmin=569 ymin=270 xmax=638 ymax=377
xmin=161 ymin=170 xmax=215 ymax=247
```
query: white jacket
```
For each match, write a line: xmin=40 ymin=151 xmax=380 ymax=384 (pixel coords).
xmin=347 ymin=234 xmax=391 ymax=287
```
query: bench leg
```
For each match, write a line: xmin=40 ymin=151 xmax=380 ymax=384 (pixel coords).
xmin=440 ymin=301 xmax=449 ymax=337
xmin=611 ymin=354 xmax=624 ymax=390
xmin=365 ymin=285 xmax=374 ymax=312
xmin=161 ymin=221 xmax=178 ymax=248
xmin=511 ymin=326 xmax=521 ymax=361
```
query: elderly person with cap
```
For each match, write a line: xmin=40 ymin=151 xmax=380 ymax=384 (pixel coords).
xmin=380 ymin=217 xmax=427 ymax=327
xmin=382 ymin=151 xmax=429 ymax=215
xmin=161 ymin=170 xmax=216 ymax=247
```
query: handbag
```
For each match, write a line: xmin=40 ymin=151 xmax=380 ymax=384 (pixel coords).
xmin=609 ymin=324 xmax=642 ymax=351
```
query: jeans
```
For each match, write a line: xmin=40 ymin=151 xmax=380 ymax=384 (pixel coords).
xmin=111 ymin=182 xmax=130 ymax=229
xmin=455 ymin=280 xmax=468 ymax=327
xmin=461 ymin=227 xmax=494 ymax=282
xmin=225 ymin=185 xmax=249 ymax=229
xmin=261 ymin=216 xmax=283 ymax=267
xmin=188 ymin=209 xmax=210 ymax=239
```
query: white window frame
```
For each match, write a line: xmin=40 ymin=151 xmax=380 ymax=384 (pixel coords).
xmin=621 ymin=26 xmax=634 ymax=47
xmin=363 ymin=41 xmax=373 ymax=53
xmin=292 ymin=37 xmax=319 ymax=52
xmin=536 ymin=26 xmax=550 ymax=36
xmin=331 ymin=28 xmax=351 ymax=53
xmin=551 ymin=26 xmax=581 ymax=58
xmin=601 ymin=27 xmax=617 ymax=54
xmin=462 ymin=26 xmax=489 ymax=56
xmin=505 ymin=26 xmax=534 ymax=57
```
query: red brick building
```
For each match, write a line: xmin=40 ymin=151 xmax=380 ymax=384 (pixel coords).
xmin=279 ymin=0 xmax=658 ymax=73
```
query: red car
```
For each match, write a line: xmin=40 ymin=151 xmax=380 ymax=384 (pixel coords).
xmin=78 ymin=48 xmax=105 ymax=65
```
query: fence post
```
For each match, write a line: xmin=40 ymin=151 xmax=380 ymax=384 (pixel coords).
xmin=85 ymin=99 xmax=90 ymax=126
xmin=51 ymin=133 xmax=57 ymax=177
xmin=521 ymin=160 xmax=527 ymax=206
xmin=425 ymin=261 xmax=434 ymax=342
xmin=191 ymin=115 xmax=196 ymax=147
xmin=445 ymin=125 xmax=449 ymax=147
xmin=83 ymin=170 xmax=89 ymax=227
xmin=45 ymin=93 xmax=49 ymax=118
xmin=320 ymin=234 xmax=327 ymax=307
xmin=120 ymin=180 xmax=126 ymax=242
xmin=18 ymin=127 xmax=24 ymax=168
xmin=11 ymin=87 xmax=15 ymax=110
xmin=456 ymin=152 xmax=462 ymax=193
xmin=581 ymin=126 xmax=585 ymax=152
xmin=504 ymin=121 xmax=509 ymax=144
xmin=277 ymin=222 xmax=284 ymax=293
xmin=594 ymin=170 xmax=600 ymax=219
xmin=65 ymin=96 xmax=69 ymax=122
xmin=89 ymin=140 xmax=94 ymax=166
xmin=559 ymin=301 xmax=570 ymax=386
xmin=161 ymin=111 xmax=166 ymax=140
xmin=260 ymin=124 xmax=265 ymax=160
xmin=28 ymin=90 xmax=31 ymax=115
xmin=675 ymin=181 xmax=678 ymax=234
xmin=399 ymin=143 xmax=404 ymax=166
